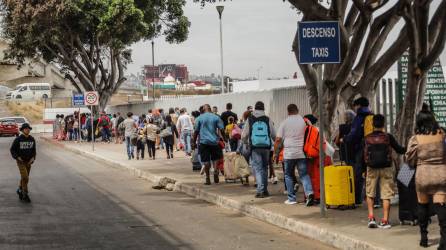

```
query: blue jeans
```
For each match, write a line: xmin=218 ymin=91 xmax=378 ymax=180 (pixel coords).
xmin=102 ymin=127 xmax=111 ymax=142
xmin=182 ymin=130 xmax=192 ymax=154
xmin=251 ymin=148 xmax=270 ymax=194
xmin=284 ymin=159 xmax=313 ymax=202
xmin=125 ymin=136 xmax=134 ymax=158
xmin=354 ymin=150 xmax=365 ymax=204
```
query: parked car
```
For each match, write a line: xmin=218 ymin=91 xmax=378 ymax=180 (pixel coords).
xmin=0 ymin=119 xmax=19 ymax=137
xmin=6 ymin=82 xmax=52 ymax=100
xmin=1 ymin=116 xmax=29 ymax=129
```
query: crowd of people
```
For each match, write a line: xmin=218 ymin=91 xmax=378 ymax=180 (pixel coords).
xmin=53 ymin=98 xmax=445 ymax=249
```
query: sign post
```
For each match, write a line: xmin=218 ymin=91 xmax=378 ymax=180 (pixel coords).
xmin=84 ymin=91 xmax=99 ymax=151
xmin=298 ymin=21 xmax=341 ymax=217
xmin=73 ymin=94 xmax=85 ymax=143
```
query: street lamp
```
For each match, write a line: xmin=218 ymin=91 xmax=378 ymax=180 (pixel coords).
xmin=151 ymin=41 xmax=155 ymax=101
xmin=216 ymin=6 xmax=224 ymax=94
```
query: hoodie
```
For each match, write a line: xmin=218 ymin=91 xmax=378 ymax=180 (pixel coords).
xmin=241 ymin=110 xmax=276 ymax=146
xmin=10 ymin=134 xmax=36 ymax=162
xmin=344 ymin=107 xmax=372 ymax=151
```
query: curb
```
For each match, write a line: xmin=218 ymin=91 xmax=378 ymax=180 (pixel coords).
xmin=41 ymin=137 xmax=385 ymax=250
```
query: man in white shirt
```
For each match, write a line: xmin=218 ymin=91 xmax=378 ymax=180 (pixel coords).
xmin=176 ymin=108 xmax=194 ymax=156
xmin=274 ymin=104 xmax=314 ymax=206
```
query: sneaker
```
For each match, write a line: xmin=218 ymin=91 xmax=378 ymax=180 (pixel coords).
xmin=22 ymin=193 xmax=31 ymax=203
xmin=378 ymin=220 xmax=392 ymax=229
xmin=272 ymin=176 xmax=278 ymax=184
xmin=16 ymin=188 xmax=23 ymax=200
xmin=284 ymin=200 xmax=297 ymax=205
xmin=306 ymin=194 xmax=315 ymax=207
xmin=368 ymin=217 xmax=378 ymax=229
xmin=255 ymin=193 xmax=265 ymax=198
xmin=263 ymin=191 xmax=270 ymax=197
xmin=170 ymin=154 xmax=174 ymax=159
xmin=213 ymin=172 xmax=220 ymax=184
xmin=373 ymin=204 xmax=381 ymax=209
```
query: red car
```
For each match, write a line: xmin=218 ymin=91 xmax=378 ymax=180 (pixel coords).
xmin=0 ymin=119 xmax=19 ymax=137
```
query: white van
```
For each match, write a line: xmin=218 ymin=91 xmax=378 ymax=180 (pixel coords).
xmin=6 ymin=83 xmax=52 ymax=100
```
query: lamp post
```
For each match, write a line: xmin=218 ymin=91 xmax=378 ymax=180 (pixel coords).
xmin=151 ymin=41 xmax=155 ymax=101
xmin=216 ymin=6 xmax=224 ymax=94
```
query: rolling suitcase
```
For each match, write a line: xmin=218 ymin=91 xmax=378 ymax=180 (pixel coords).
xmin=398 ymin=178 xmax=418 ymax=225
xmin=324 ymin=165 xmax=356 ymax=209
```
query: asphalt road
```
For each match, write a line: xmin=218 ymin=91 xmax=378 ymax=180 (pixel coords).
xmin=0 ymin=137 xmax=335 ymax=250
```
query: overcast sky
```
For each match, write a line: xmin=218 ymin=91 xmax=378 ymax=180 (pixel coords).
xmin=126 ymin=0 xmax=446 ymax=79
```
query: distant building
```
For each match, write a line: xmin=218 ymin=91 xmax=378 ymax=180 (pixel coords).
xmin=144 ymin=64 xmax=189 ymax=85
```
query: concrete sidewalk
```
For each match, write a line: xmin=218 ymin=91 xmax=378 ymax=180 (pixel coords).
xmin=41 ymin=136 xmax=441 ymax=250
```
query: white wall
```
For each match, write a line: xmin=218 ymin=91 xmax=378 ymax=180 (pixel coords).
xmin=232 ymin=78 xmax=306 ymax=93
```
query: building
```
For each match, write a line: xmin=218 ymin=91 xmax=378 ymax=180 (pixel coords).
xmin=231 ymin=78 xmax=306 ymax=93
xmin=144 ymin=64 xmax=189 ymax=85
xmin=0 ymin=40 xmax=76 ymax=98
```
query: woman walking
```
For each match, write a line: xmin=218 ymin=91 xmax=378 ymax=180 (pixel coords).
xmin=406 ymin=110 xmax=446 ymax=249
xmin=160 ymin=115 xmax=179 ymax=159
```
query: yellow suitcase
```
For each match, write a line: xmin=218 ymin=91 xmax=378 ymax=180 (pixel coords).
xmin=324 ymin=165 xmax=355 ymax=209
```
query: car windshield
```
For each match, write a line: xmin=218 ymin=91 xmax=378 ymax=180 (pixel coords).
xmin=14 ymin=86 xmax=23 ymax=90
xmin=12 ymin=118 xmax=26 ymax=123
xmin=1 ymin=119 xmax=15 ymax=124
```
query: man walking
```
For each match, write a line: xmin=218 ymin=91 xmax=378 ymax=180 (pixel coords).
xmin=177 ymin=108 xmax=194 ymax=156
xmin=242 ymin=101 xmax=276 ymax=198
xmin=192 ymin=104 xmax=224 ymax=185
xmin=221 ymin=103 xmax=238 ymax=128
xmin=10 ymin=123 xmax=36 ymax=203
xmin=121 ymin=112 xmax=137 ymax=160
xmin=345 ymin=97 xmax=373 ymax=205
xmin=98 ymin=111 xmax=111 ymax=143
xmin=275 ymin=104 xmax=314 ymax=206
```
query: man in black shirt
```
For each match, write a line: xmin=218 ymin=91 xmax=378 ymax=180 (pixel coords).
xmin=10 ymin=123 xmax=36 ymax=203
xmin=220 ymin=102 xmax=238 ymax=128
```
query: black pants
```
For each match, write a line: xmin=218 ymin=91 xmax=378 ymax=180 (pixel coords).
xmin=165 ymin=142 xmax=173 ymax=156
xmin=147 ymin=140 xmax=156 ymax=158
xmin=137 ymin=140 xmax=145 ymax=159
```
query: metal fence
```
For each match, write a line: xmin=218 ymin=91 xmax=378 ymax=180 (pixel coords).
xmin=106 ymin=86 xmax=311 ymax=128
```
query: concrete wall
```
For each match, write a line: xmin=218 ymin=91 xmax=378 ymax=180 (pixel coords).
xmin=106 ymin=86 xmax=312 ymax=128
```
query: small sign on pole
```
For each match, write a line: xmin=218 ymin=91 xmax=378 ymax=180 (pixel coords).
xmin=297 ymin=21 xmax=341 ymax=217
xmin=73 ymin=94 xmax=85 ymax=107
xmin=83 ymin=91 xmax=99 ymax=151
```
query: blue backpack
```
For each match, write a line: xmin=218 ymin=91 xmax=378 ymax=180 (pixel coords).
xmin=249 ymin=116 xmax=271 ymax=148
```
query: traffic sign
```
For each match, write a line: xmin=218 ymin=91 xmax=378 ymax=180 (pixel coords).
xmin=297 ymin=21 xmax=341 ymax=64
xmin=72 ymin=94 xmax=85 ymax=107
xmin=84 ymin=91 xmax=99 ymax=106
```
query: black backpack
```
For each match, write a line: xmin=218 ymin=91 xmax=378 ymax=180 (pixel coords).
xmin=364 ymin=132 xmax=392 ymax=168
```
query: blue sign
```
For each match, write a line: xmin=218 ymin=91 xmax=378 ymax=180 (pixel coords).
xmin=297 ymin=21 xmax=341 ymax=64
xmin=73 ymin=94 xmax=85 ymax=106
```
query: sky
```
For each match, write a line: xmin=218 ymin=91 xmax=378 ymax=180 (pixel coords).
xmin=126 ymin=0 xmax=446 ymax=79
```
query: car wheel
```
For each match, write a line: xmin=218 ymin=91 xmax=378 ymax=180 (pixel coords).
xmin=42 ymin=94 xmax=48 ymax=99
xmin=15 ymin=95 xmax=22 ymax=99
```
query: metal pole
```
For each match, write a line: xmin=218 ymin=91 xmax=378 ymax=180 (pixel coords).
xmin=388 ymin=79 xmax=395 ymax=134
xmin=152 ymin=41 xmax=155 ymax=101
xmin=382 ymin=79 xmax=388 ymax=131
xmin=217 ymin=6 xmax=224 ymax=94
xmin=78 ymin=107 xmax=81 ymax=143
xmin=91 ymin=105 xmax=95 ymax=151
xmin=317 ymin=65 xmax=326 ymax=217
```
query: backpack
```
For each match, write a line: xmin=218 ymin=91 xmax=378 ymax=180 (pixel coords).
xmin=363 ymin=115 xmax=374 ymax=137
xmin=304 ymin=125 xmax=320 ymax=158
xmin=99 ymin=116 xmax=109 ymax=127
xmin=249 ymin=116 xmax=271 ymax=148
xmin=231 ymin=124 xmax=241 ymax=140
xmin=364 ymin=132 xmax=392 ymax=168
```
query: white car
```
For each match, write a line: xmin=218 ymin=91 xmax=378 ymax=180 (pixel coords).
xmin=6 ymin=83 xmax=52 ymax=100
xmin=0 ymin=116 xmax=29 ymax=129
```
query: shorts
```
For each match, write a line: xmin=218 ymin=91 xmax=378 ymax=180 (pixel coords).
xmin=199 ymin=144 xmax=223 ymax=164
xmin=366 ymin=166 xmax=395 ymax=200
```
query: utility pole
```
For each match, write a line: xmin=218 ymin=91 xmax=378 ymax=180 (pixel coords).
xmin=217 ymin=6 xmax=224 ymax=94
xmin=152 ymin=41 xmax=155 ymax=101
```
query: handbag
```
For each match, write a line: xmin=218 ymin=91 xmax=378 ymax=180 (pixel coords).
xmin=160 ymin=126 xmax=172 ymax=138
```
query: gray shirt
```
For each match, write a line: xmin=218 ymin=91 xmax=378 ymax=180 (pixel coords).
xmin=277 ymin=114 xmax=306 ymax=159
xmin=123 ymin=118 xmax=136 ymax=137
